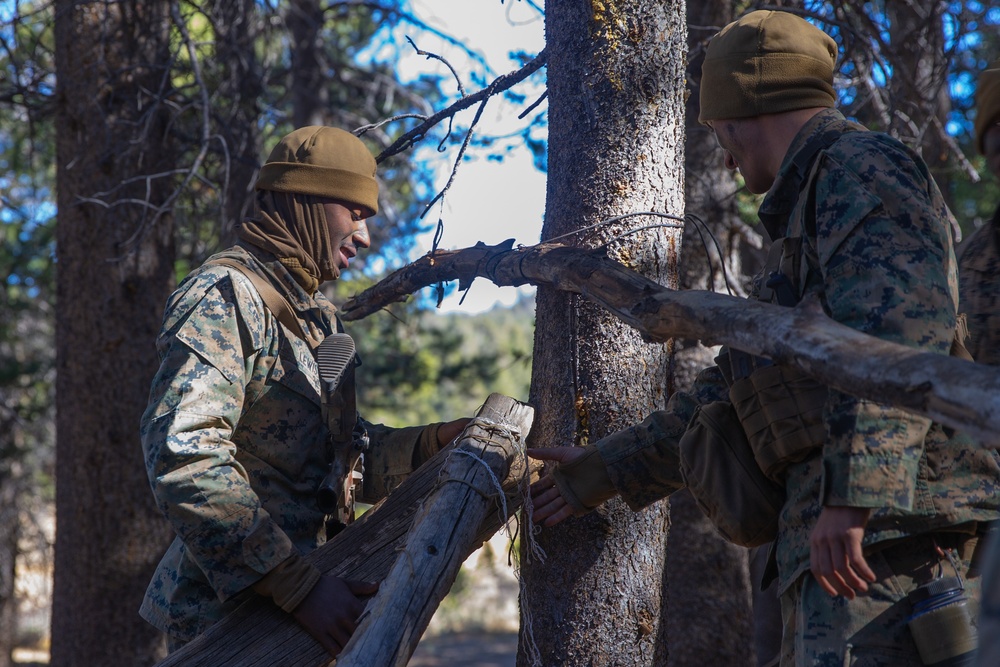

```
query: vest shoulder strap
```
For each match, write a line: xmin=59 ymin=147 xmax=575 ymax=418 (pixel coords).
xmin=206 ymin=257 xmax=312 ymax=346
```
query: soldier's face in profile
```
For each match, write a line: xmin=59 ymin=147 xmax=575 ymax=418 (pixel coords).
xmin=321 ymin=199 xmax=371 ymax=271
xmin=708 ymin=117 xmax=775 ymax=195
xmin=984 ymin=124 xmax=1000 ymax=181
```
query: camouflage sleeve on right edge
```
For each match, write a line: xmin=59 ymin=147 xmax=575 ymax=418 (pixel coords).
xmin=596 ymin=364 xmax=729 ymax=511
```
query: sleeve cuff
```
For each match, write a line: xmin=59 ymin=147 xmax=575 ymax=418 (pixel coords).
xmin=415 ymin=422 xmax=444 ymax=465
xmin=550 ymin=446 xmax=617 ymax=515
xmin=252 ymin=552 xmax=322 ymax=613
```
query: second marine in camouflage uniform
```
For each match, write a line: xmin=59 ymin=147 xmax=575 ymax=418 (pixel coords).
xmin=963 ymin=60 xmax=1000 ymax=667
xmin=529 ymin=11 xmax=1000 ymax=666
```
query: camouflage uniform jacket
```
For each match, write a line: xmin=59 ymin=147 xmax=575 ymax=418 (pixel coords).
xmin=959 ymin=204 xmax=1000 ymax=366
xmin=139 ymin=244 xmax=432 ymax=641
xmin=592 ymin=109 xmax=1000 ymax=593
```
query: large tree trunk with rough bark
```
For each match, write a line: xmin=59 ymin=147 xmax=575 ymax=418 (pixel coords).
xmin=519 ymin=2 xmax=687 ymax=665
xmin=52 ymin=2 xmax=177 ymax=665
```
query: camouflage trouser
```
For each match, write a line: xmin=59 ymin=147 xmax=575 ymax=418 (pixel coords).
xmin=778 ymin=529 xmax=982 ymax=667
xmin=975 ymin=528 xmax=1000 ymax=667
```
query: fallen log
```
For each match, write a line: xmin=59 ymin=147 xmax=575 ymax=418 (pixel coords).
xmin=155 ymin=393 xmax=536 ymax=667
xmin=341 ymin=241 xmax=1000 ymax=445
xmin=338 ymin=392 xmax=535 ymax=666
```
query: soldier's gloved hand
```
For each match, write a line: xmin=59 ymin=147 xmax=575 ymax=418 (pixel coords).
xmin=415 ymin=418 xmax=471 ymax=464
xmin=527 ymin=446 xmax=615 ymax=527
xmin=253 ymin=553 xmax=378 ymax=657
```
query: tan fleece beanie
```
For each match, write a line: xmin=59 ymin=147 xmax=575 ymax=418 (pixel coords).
xmin=699 ymin=10 xmax=838 ymax=123
xmin=975 ymin=61 xmax=1000 ymax=154
xmin=256 ymin=126 xmax=379 ymax=216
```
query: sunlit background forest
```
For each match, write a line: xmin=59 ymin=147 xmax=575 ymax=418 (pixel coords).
xmin=1 ymin=0 xmax=999 ymax=665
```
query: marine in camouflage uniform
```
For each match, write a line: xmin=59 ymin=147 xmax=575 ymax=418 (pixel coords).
xmin=959 ymin=61 xmax=1000 ymax=368
xmin=529 ymin=12 xmax=1000 ymax=667
xmin=964 ymin=61 xmax=1000 ymax=667
xmin=140 ymin=127 xmax=462 ymax=654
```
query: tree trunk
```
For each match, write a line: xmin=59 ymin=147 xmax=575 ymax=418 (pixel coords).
xmin=520 ymin=2 xmax=686 ymax=665
xmin=52 ymin=2 xmax=177 ymax=665
xmin=885 ymin=3 xmax=953 ymax=209
xmin=0 ymin=456 xmax=17 ymax=667
xmin=289 ymin=0 xmax=329 ymax=129
xmin=211 ymin=0 xmax=264 ymax=248
xmin=663 ymin=2 xmax=760 ymax=664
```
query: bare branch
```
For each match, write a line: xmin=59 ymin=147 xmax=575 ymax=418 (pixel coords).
xmin=375 ymin=49 xmax=547 ymax=162
xmin=405 ymin=36 xmax=465 ymax=97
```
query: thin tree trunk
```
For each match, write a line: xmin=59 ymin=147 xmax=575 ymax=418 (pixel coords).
xmin=664 ymin=1 xmax=760 ymax=663
xmin=0 ymin=456 xmax=17 ymax=667
xmin=211 ymin=0 xmax=264 ymax=247
xmin=289 ymin=0 xmax=328 ymax=129
xmin=520 ymin=2 xmax=687 ymax=665
xmin=52 ymin=2 xmax=177 ymax=665
xmin=885 ymin=3 xmax=953 ymax=208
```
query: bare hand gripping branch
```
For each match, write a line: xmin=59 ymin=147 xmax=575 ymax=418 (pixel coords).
xmin=341 ymin=241 xmax=1000 ymax=445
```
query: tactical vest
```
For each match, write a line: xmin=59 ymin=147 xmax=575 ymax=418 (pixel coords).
xmin=205 ymin=256 xmax=365 ymax=534
xmin=722 ymin=120 xmax=972 ymax=483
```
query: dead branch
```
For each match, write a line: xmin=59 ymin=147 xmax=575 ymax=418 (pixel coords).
xmin=341 ymin=242 xmax=1000 ymax=445
xmin=374 ymin=49 xmax=547 ymax=162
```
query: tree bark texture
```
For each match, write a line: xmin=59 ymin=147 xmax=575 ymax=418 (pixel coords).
xmin=520 ymin=2 xmax=687 ymax=665
xmin=211 ymin=0 xmax=265 ymax=247
xmin=155 ymin=394 xmax=536 ymax=667
xmin=52 ymin=2 xmax=178 ymax=665
xmin=885 ymin=3 xmax=953 ymax=209
xmin=0 ymin=460 xmax=17 ymax=667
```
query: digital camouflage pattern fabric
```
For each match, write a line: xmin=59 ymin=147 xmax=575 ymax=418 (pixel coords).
xmin=592 ymin=109 xmax=1000 ymax=637
xmin=958 ymin=206 xmax=1000 ymax=366
xmin=139 ymin=244 xmax=431 ymax=641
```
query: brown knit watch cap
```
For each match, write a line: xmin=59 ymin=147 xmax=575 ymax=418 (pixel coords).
xmin=256 ymin=126 xmax=379 ymax=216
xmin=975 ymin=61 xmax=1000 ymax=154
xmin=699 ymin=10 xmax=838 ymax=123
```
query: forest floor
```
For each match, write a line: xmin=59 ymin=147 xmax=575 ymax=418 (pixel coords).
xmin=409 ymin=630 xmax=518 ymax=667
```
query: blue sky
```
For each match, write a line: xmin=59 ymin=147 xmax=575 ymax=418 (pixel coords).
xmin=386 ymin=0 xmax=547 ymax=313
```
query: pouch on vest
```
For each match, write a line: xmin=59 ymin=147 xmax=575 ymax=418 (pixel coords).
xmin=679 ymin=401 xmax=785 ymax=548
xmin=729 ymin=365 xmax=827 ymax=483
